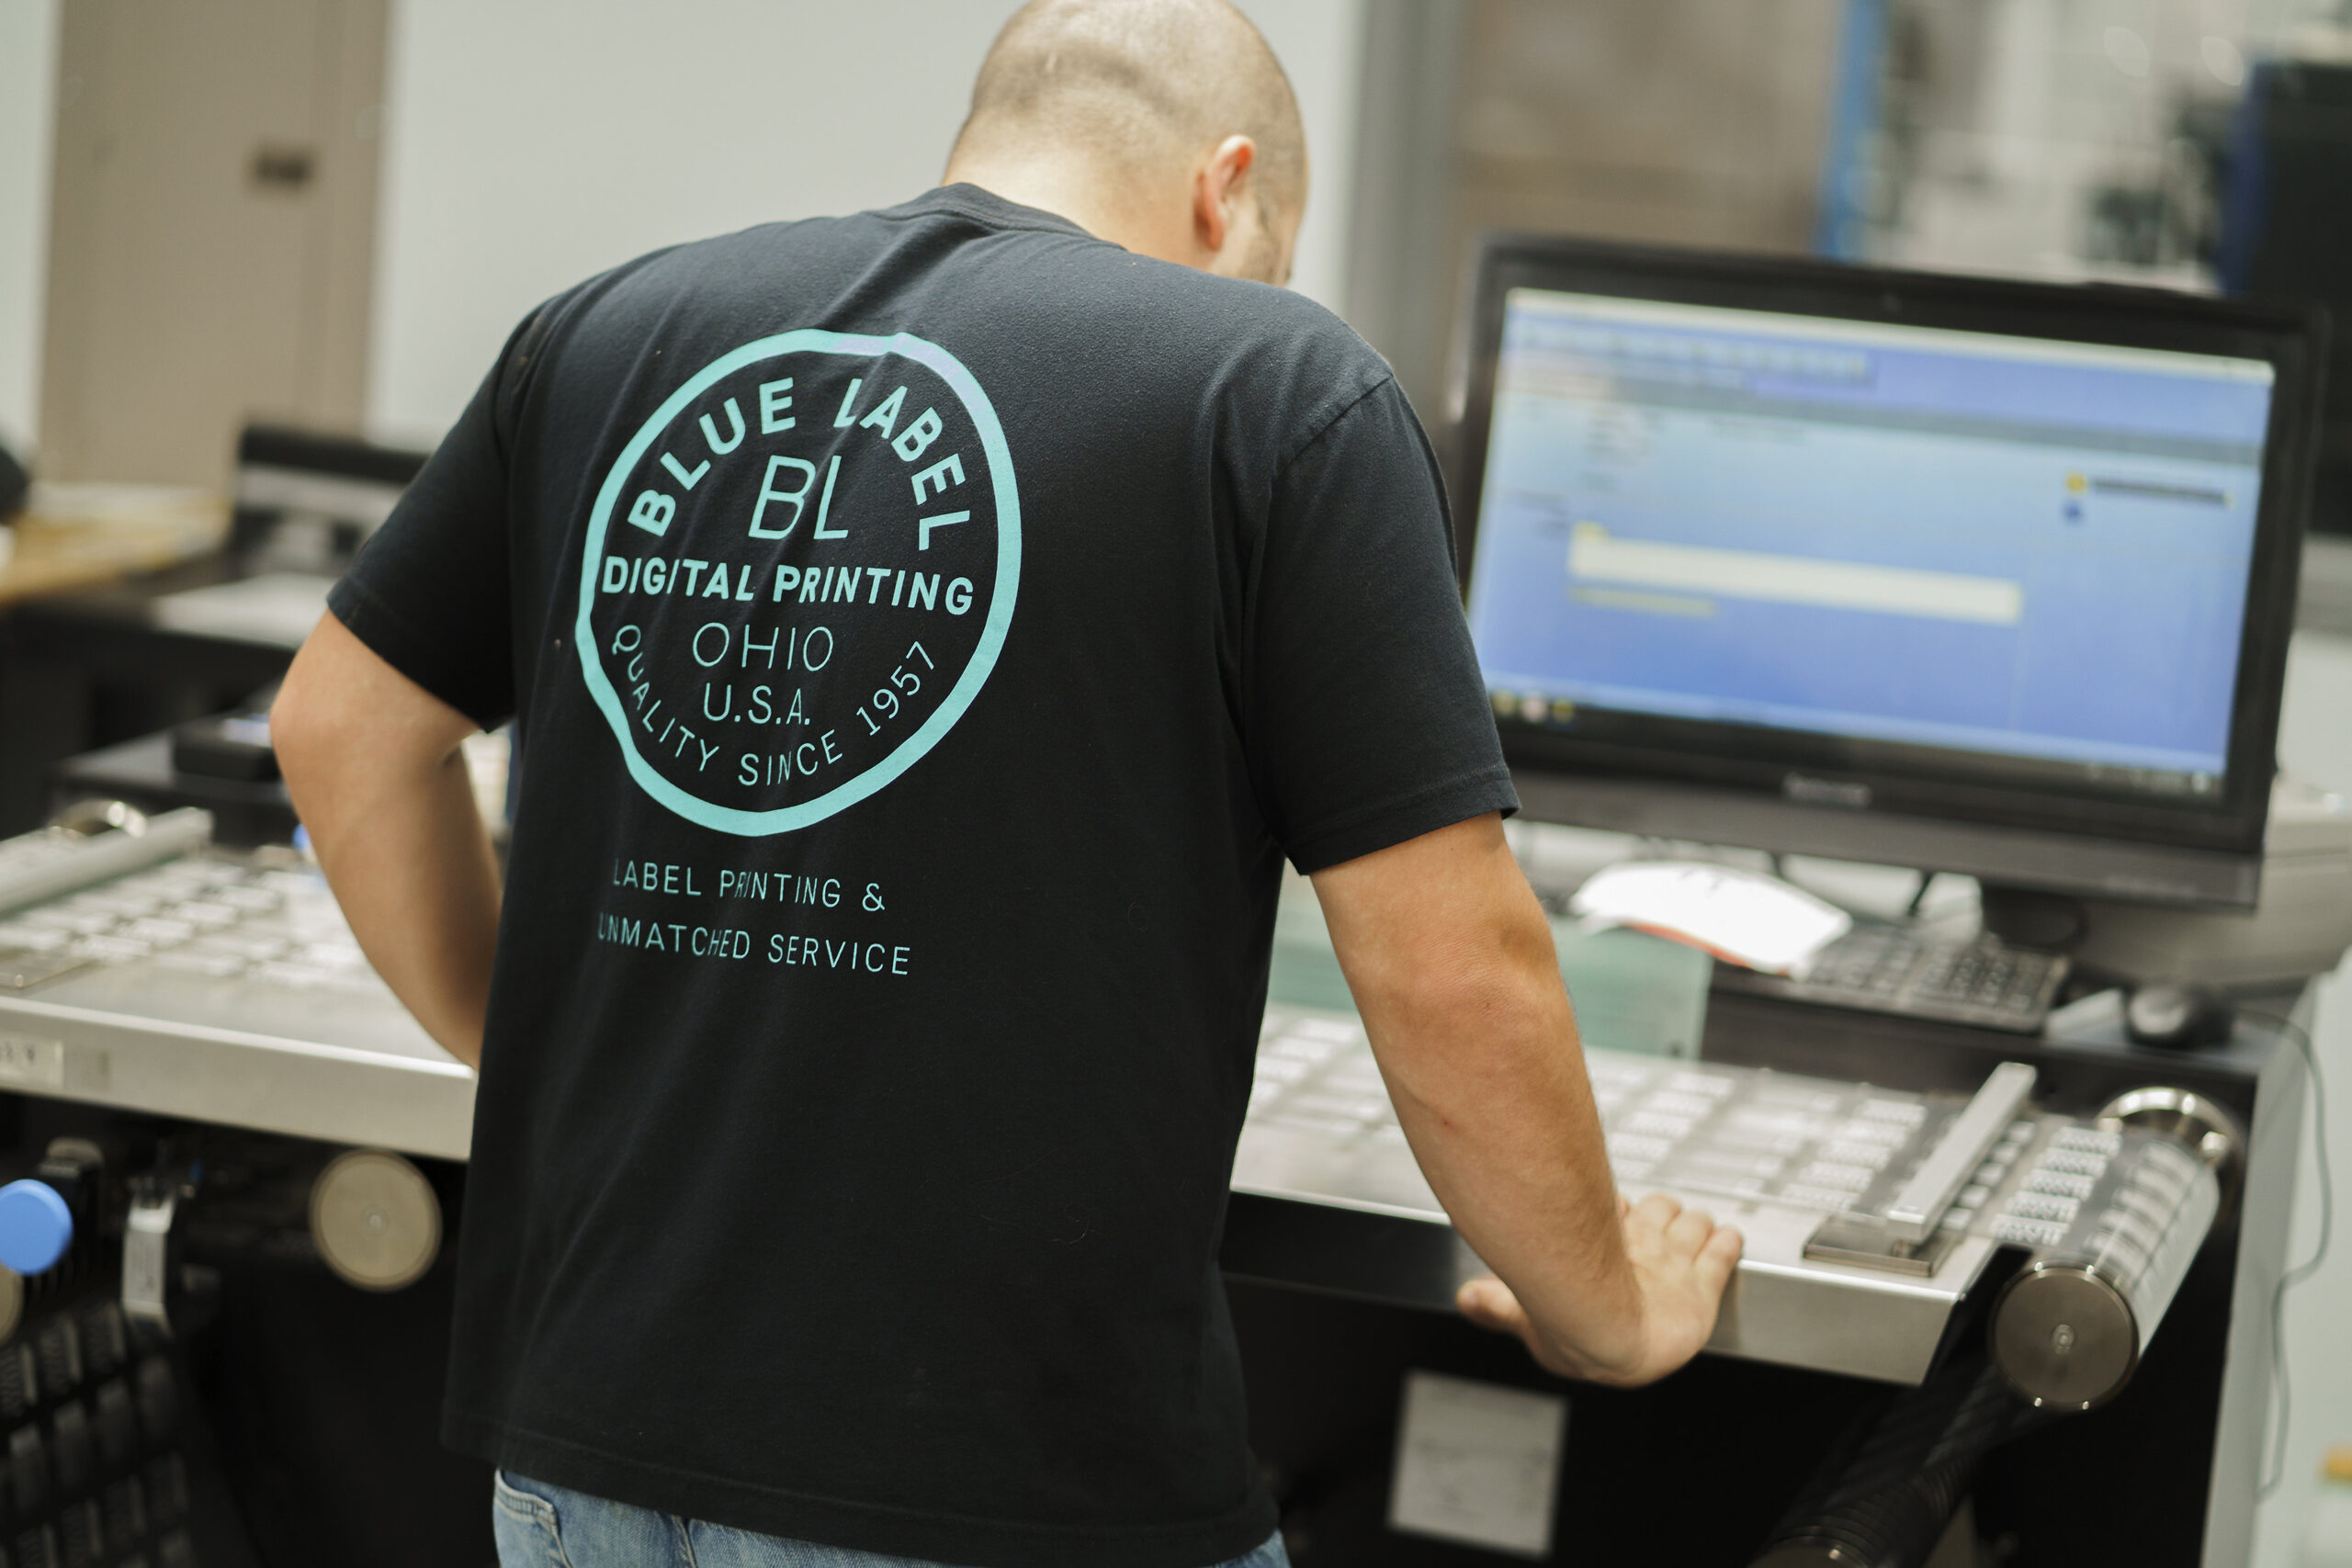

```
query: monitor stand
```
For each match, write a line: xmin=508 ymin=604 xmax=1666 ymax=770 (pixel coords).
xmin=1977 ymin=885 xmax=2089 ymax=951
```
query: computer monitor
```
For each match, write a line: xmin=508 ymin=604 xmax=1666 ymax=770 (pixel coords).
xmin=1449 ymin=238 xmax=2324 ymax=908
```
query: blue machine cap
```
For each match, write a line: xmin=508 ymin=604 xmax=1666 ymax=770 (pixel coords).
xmin=0 ymin=1179 xmax=73 ymax=1275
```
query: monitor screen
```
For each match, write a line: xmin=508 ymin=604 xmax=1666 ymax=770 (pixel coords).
xmin=1468 ymin=290 xmax=2274 ymax=800
xmin=1450 ymin=242 xmax=2320 ymax=898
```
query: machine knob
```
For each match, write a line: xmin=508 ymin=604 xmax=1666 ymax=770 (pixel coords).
xmin=310 ymin=1150 xmax=441 ymax=1292
xmin=0 ymin=1179 xmax=74 ymax=1275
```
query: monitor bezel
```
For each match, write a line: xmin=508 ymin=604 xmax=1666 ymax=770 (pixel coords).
xmin=1446 ymin=235 xmax=2324 ymax=875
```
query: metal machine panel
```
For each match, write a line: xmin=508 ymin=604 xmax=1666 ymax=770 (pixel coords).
xmin=0 ymin=832 xmax=2236 ymax=1400
xmin=1238 ymin=1002 xmax=2233 ymax=1390
xmin=1237 ymin=1002 xmax=2008 ymax=1385
xmin=0 ymin=848 xmax=473 ymax=1160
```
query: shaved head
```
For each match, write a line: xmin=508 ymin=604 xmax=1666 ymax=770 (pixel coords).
xmin=952 ymin=0 xmax=1306 ymax=247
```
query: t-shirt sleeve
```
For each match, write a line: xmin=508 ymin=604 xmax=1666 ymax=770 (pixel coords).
xmin=325 ymin=320 xmax=534 ymax=732
xmin=1249 ymin=377 xmax=1520 ymax=874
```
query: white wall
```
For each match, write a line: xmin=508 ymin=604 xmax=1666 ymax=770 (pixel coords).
xmin=368 ymin=0 xmax=1363 ymax=442
xmin=2253 ymin=627 xmax=2352 ymax=1568
xmin=1240 ymin=0 xmax=1363 ymax=317
xmin=0 ymin=0 xmax=59 ymax=457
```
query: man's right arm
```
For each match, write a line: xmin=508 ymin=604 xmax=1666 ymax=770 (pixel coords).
xmin=1310 ymin=811 xmax=1742 ymax=1386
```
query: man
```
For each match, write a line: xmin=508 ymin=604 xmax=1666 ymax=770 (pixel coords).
xmin=273 ymin=2 xmax=1740 ymax=1564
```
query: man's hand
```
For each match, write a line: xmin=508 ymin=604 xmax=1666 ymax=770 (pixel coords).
xmin=1458 ymin=1193 xmax=1743 ymax=1386
xmin=1311 ymin=813 xmax=1741 ymax=1388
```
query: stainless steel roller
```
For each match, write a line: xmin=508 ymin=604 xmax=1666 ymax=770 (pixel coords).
xmin=1988 ymin=1089 xmax=2240 ymax=1410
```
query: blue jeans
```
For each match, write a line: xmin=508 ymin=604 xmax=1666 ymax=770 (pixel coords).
xmin=493 ymin=1471 xmax=1293 ymax=1568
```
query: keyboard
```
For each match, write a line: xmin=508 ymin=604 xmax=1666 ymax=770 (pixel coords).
xmin=1709 ymin=925 xmax=2069 ymax=1033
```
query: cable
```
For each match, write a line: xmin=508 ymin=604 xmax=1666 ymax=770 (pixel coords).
xmin=2242 ymin=1008 xmax=2333 ymax=1500
xmin=1904 ymin=871 xmax=1935 ymax=919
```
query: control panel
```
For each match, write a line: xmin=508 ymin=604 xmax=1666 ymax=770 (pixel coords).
xmin=1238 ymin=1003 xmax=2233 ymax=1400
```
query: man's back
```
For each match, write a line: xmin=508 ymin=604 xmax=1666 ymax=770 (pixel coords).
xmin=328 ymin=185 xmax=1512 ymax=1566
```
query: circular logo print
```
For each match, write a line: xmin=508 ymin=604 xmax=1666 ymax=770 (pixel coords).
xmin=574 ymin=331 xmax=1020 ymax=835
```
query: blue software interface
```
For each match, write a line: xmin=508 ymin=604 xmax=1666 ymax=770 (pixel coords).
xmin=1464 ymin=288 xmax=2277 ymax=795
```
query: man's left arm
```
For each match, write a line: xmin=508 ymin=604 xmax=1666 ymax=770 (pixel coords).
xmin=274 ymin=611 xmax=502 ymax=1069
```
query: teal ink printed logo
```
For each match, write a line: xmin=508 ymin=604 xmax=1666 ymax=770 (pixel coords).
xmin=575 ymin=332 xmax=1021 ymax=835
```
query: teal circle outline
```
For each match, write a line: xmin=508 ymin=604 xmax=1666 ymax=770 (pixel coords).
xmin=574 ymin=330 xmax=1021 ymax=836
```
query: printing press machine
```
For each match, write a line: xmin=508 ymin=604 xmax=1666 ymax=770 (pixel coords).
xmin=0 ymin=231 xmax=2331 ymax=1565
xmin=0 ymin=806 xmax=2320 ymax=1566
xmin=1222 ymin=862 xmax=2318 ymax=1568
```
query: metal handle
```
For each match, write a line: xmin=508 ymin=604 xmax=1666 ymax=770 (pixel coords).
xmin=1883 ymin=1062 xmax=2038 ymax=1244
xmin=121 ymin=1182 xmax=176 ymax=1334
xmin=0 ymin=807 xmax=212 ymax=918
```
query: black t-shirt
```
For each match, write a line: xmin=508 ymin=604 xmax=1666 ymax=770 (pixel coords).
xmin=331 ymin=185 xmax=1516 ymax=1568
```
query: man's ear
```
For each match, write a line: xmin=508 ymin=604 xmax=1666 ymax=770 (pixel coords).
xmin=1193 ymin=134 xmax=1258 ymax=257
